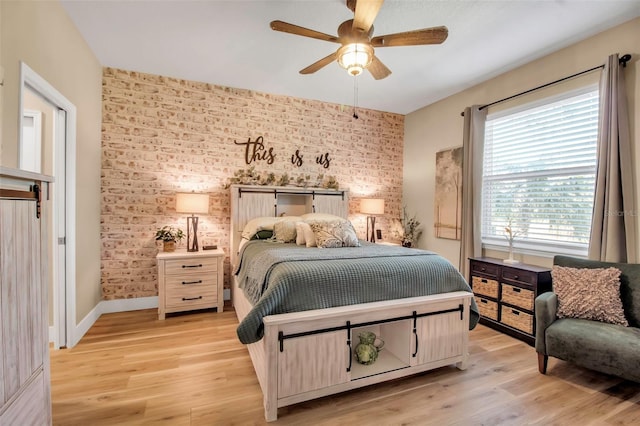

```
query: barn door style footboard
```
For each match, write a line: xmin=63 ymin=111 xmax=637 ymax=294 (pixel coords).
xmin=260 ymin=292 xmax=472 ymax=421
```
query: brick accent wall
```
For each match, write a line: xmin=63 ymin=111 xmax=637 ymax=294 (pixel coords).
xmin=101 ymin=67 xmax=404 ymax=300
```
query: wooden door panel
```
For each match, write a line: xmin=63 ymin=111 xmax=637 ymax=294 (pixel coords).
xmin=278 ymin=330 xmax=349 ymax=398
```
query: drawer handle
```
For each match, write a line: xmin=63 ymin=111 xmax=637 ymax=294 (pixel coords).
xmin=481 ymin=266 xmax=486 ymax=272
xmin=514 ymin=275 xmax=519 ymax=280
xmin=182 ymin=296 xmax=203 ymax=301
xmin=512 ymin=287 xmax=521 ymax=293
xmin=512 ymin=309 xmax=520 ymax=315
xmin=480 ymin=299 xmax=488 ymax=304
xmin=182 ymin=280 xmax=203 ymax=285
xmin=481 ymin=279 xmax=488 ymax=283
xmin=182 ymin=264 xmax=203 ymax=268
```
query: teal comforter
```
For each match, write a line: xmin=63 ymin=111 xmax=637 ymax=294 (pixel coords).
xmin=235 ymin=241 xmax=479 ymax=344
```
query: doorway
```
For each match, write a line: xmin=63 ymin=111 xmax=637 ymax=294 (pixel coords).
xmin=20 ymin=62 xmax=77 ymax=349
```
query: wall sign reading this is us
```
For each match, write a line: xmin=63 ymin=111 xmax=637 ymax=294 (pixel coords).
xmin=234 ymin=136 xmax=331 ymax=169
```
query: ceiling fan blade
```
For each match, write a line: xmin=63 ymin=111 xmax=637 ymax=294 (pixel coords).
xmin=368 ymin=55 xmax=391 ymax=80
xmin=352 ymin=0 xmax=384 ymax=33
xmin=270 ymin=20 xmax=339 ymax=43
xmin=300 ymin=52 xmax=338 ymax=74
xmin=371 ymin=26 xmax=448 ymax=47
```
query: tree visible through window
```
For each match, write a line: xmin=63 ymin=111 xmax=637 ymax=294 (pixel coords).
xmin=481 ymin=88 xmax=599 ymax=256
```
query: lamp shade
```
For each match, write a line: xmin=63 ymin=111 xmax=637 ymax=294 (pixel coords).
xmin=360 ymin=198 xmax=385 ymax=215
xmin=176 ymin=193 xmax=209 ymax=214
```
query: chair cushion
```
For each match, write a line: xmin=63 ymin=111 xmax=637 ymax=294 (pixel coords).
xmin=546 ymin=318 xmax=640 ymax=382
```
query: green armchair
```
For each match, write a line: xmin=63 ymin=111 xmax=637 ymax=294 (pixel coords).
xmin=535 ymin=255 xmax=640 ymax=382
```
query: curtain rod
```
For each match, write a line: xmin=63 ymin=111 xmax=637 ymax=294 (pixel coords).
xmin=460 ymin=54 xmax=631 ymax=116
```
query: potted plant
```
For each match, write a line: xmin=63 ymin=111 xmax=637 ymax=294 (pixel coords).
xmin=155 ymin=226 xmax=184 ymax=252
xmin=394 ymin=207 xmax=422 ymax=248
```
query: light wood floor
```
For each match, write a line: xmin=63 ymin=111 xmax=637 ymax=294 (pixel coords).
xmin=50 ymin=308 xmax=640 ymax=425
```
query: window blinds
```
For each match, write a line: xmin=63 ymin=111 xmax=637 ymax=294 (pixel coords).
xmin=482 ymin=89 xmax=599 ymax=255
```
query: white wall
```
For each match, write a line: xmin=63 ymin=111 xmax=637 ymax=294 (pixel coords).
xmin=404 ymin=17 xmax=640 ymax=269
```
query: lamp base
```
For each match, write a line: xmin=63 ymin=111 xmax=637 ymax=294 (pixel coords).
xmin=366 ymin=216 xmax=377 ymax=243
xmin=186 ymin=216 xmax=199 ymax=252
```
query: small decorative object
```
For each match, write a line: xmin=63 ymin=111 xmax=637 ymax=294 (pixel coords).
xmin=176 ymin=192 xmax=210 ymax=252
xmin=354 ymin=331 xmax=385 ymax=365
xmin=504 ymin=219 xmax=520 ymax=264
xmin=155 ymin=226 xmax=185 ymax=252
xmin=394 ymin=206 xmax=422 ymax=247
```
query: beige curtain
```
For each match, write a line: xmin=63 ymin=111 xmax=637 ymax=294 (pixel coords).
xmin=459 ymin=106 xmax=487 ymax=280
xmin=588 ymin=54 xmax=636 ymax=262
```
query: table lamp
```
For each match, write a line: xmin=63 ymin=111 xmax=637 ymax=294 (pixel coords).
xmin=176 ymin=192 xmax=209 ymax=252
xmin=360 ymin=198 xmax=385 ymax=243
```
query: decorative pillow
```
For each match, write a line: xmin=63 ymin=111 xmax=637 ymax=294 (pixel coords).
xmin=273 ymin=219 xmax=298 ymax=243
xmin=301 ymin=213 xmax=344 ymax=221
xmin=251 ymin=230 xmax=273 ymax=240
xmin=300 ymin=222 xmax=316 ymax=247
xmin=552 ymin=265 xmax=629 ymax=326
xmin=241 ymin=217 xmax=279 ymax=240
xmin=295 ymin=222 xmax=306 ymax=245
xmin=308 ymin=220 xmax=360 ymax=248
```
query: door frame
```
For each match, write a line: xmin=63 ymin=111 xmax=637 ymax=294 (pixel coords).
xmin=19 ymin=62 xmax=77 ymax=348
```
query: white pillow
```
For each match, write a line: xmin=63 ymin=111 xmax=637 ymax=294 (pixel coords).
xmin=301 ymin=213 xmax=344 ymax=221
xmin=241 ymin=217 xmax=278 ymax=240
xmin=300 ymin=222 xmax=317 ymax=247
xmin=295 ymin=222 xmax=306 ymax=245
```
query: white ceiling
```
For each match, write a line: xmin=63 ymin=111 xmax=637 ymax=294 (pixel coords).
xmin=60 ymin=0 xmax=640 ymax=115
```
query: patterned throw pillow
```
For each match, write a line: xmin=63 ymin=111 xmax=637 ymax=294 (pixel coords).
xmin=552 ymin=265 xmax=628 ymax=326
xmin=308 ymin=220 xmax=360 ymax=248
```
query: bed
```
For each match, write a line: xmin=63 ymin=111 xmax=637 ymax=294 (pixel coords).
xmin=229 ymin=185 xmax=478 ymax=421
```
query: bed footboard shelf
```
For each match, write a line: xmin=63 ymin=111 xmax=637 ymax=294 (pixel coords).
xmin=235 ymin=286 xmax=472 ymax=422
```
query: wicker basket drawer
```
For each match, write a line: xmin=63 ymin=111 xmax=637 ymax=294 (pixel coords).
xmin=472 ymin=276 xmax=499 ymax=299
xmin=475 ymin=296 xmax=498 ymax=321
xmin=501 ymin=306 xmax=533 ymax=334
xmin=501 ymin=284 xmax=534 ymax=311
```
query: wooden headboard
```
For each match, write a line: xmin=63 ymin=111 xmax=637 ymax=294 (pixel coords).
xmin=229 ymin=184 xmax=349 ymax=266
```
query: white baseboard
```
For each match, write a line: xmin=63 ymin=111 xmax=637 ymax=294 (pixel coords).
xmin=100 ymin=296 xmax=159 ymax=314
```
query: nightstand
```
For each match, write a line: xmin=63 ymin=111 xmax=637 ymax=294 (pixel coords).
xmin=157 ymin=248 xmax=224 ymax=320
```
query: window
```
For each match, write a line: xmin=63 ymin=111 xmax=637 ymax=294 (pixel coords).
xmin=481 ymin=88 xmax=599 ymax=256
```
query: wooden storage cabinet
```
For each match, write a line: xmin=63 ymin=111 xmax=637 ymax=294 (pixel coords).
xmin=469 ymin=257 xmax=552 ymax=345
xmin=1 ymin=168 xmax=53 ymax=425
xmin=157 ymin=249 xmax=224 ymax=319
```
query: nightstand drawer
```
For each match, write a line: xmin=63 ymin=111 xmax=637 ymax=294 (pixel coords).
xmin=501 ymin=306 xmax=533 ymax=334
xmin=165 ymin=275 xmax=217 ymax=291
xmin=501 ymin=284 xmax=534 ymax=311
xmin=165 ymin=285 xmax=217 ymax=309
xmin=472 ymin=276 xmax=499 ymax=299
xmin=502 ymin=267 xmax=537 ymax=286
xmin=470 ymin=261 xmax=499 ymax=278
xmin=164 ymin=257 xmax=218 ymax=275
xmin=475 ymin=296 xmax=498 ymax=321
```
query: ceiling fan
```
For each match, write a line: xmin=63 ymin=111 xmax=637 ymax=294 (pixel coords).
xmin=270 ymin=0 xmax=448 ymax=80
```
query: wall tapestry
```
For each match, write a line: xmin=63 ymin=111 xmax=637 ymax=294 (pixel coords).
xmin=434 ymin=146 xmax=463 ymax=240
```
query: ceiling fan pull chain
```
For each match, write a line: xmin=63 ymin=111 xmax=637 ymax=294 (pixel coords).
xmin=353 ymin=76 xmax=359 ymax=119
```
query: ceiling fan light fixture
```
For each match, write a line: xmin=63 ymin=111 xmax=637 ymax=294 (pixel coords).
xmin=337 ymin=43 xmax=373 ymax=76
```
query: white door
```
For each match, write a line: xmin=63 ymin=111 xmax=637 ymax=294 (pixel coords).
xmin=21 ymin=62 xmax=76 ymax=348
